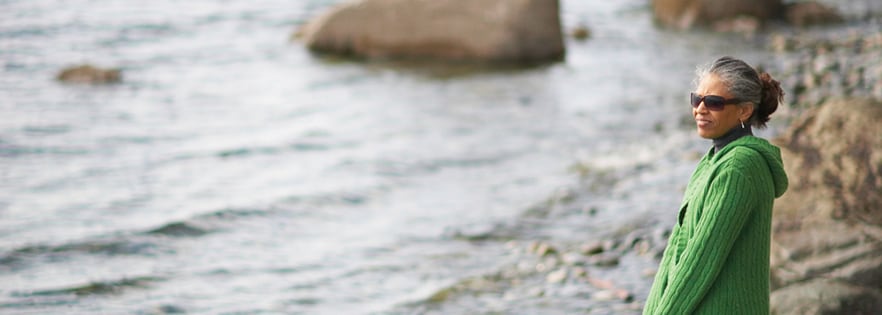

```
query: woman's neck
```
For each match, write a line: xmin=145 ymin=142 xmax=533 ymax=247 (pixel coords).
xmin=713 ymin=125 xmax=753 ymax=153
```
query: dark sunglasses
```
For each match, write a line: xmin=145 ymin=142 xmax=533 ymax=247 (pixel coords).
xmin=690 ymin=93 xmax=743 ymax=111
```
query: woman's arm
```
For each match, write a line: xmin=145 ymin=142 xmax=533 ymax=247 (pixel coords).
xmin=650 ymin=165 xmax=757 ymax=314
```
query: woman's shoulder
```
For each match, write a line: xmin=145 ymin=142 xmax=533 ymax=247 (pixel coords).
xmin=713 ymin=138 xmax=774 ymax=173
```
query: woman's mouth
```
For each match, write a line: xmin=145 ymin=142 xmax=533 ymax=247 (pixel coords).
xmin=696 ymin=118 xmax=712 ymax=128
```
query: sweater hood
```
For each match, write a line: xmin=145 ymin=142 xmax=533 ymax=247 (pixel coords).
xmin=715 ymin=136 xmax=789 ymax=198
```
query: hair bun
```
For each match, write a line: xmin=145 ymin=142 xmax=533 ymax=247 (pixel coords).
xmin=757 ymin=72 xmax=783 ymax=126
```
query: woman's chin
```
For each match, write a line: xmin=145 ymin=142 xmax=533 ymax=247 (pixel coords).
xmin=696 ymin=127 xmax=717 ymax=139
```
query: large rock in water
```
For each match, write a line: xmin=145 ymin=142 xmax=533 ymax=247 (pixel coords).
xmin=299 ymin=0 xmax=565 ymax=63
xmin=769 ymin=98 xmax=882 ymax=315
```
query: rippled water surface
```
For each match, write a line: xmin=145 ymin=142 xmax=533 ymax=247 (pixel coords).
xmin=0 ymin=0 xmax=809 ymax=314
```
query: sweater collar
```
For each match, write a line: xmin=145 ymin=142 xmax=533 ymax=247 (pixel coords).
xmin=713 ymin=125 xmax=753 ymax=153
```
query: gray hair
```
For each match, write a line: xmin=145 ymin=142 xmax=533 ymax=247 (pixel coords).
xmin=695 ymin=56 xmax=762 ymax=117
xmin=695 ymin=56 xmax=783 ymax=128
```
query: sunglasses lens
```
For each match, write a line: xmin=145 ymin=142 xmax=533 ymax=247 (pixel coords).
xmin=690 ymin=93 xmax=701 ymax=108
xmin=703 ymin=96 xmax=725 ymax=110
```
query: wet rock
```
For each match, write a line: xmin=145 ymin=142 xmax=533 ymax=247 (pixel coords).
xmin=299 ymin=0 xmax=565 ymax=63
xmin=546 ymin=268 xmax=568 ymax=284
xmin=651 ymin=0 xmax=784 ymax=30
xmin=149 ymin=304 xmax=187 ymax=314
xmin=580 ymin=241 xmax=605 ymax=256
xmin=784 ymin=2 xmax=843 ymax=28
xmin=616 ymin=289 xmax=634 ymax=302
xmin=712 ymin=16 xmax=761 ymax=38
xmin=592 ymin=289 xmax=633 ymax=302
xmin=770 ymin=279 xmax=882 ymax=315
xmin=147 ymin=222 xmax=209 ymax=237
xmin=56 ymin=64 xmax=121 ymax=84
xmin=588 ymin=253 xmax=620 ymax=267
xmin=769 ymin=34 xmax=797 ymax=53
xmin=587 ymin=276 xmax=615 ymax=290
xmin=770 ymin=97 xmax=882 ymax=312
xmin=634 ymin=239 xmax=652 ymax=255
xmin=528 ymin=241 xmax=558 ymax=257
xmin=561 ymin=252 xmax=587 ymax=266
xmin=570 ymin=25 xmax=591 ymax=40
xmin=571 ymin=267 xmax=588 ymax=279
xmin=592 ymin=289 xmax=618 ymax=301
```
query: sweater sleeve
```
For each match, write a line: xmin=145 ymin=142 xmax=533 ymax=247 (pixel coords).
xmin=643 ymin=225 xmax=676 ymax=313
xmin=650 ymin=165 xmax=756 ymax=314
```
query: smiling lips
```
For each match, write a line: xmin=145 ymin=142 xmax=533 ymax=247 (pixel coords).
xmin=696 ymin=117 xmax=713 ymax=128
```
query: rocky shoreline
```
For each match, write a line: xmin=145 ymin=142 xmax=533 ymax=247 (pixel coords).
xmin=768 ymin=25 xmax=882 ymax=111
xmin=395 ymin=10 xmax=882 ymax=315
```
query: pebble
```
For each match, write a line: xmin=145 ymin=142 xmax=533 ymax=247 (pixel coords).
xmin=562 ymin=252 xmax=587 ymax=266
xmin=580 ymin=241 xmax=605 ymax=255
xmin=769 ymin=27 xmax=882 ymax=109
xmin=588 ymin=253 xmax=620 ymax=267
xmin=592 ymin=290 xmax=618 ymax=301
xmin=572 ymin=267 xmax=588 ymax=279
xmin=529 ymin=241 xmax=557 ymax=257
xmin=546 ymin=268 xmax=568 ymax=284
xmin=571 ymin=25 xmax=591 ymax=41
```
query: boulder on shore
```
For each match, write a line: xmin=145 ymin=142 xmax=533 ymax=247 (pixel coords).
xmin=770 ymin=279 xmax=882 ymax=315
xmin=651 ymin=0 xmax=842 ymax=30
xmin=770 ymin=97 xmax=882 ymax=314
xmin=784 ymin=2 xmax=843 ymax=28
xmin=651 ymin=0 xmax=785 ymax=30
xmin=57 ymin=64 xmax=121 ymax=84
xmin=298 ymin=0 xmax=565 ymax=64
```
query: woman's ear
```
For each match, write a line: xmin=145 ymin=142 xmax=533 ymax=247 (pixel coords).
xmin=740 ymin=104 xmax=755 ymax=122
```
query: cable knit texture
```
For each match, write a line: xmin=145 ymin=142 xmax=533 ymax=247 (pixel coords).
xmin=643 ymin=136 xmax=788 ymax=315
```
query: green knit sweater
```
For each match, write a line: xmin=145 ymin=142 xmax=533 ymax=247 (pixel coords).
xmin=643 ymin=136 xmax=788 ymax=315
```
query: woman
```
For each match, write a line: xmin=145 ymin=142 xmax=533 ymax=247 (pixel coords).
xmin=643 ymin=56 xmax=789 ymax=315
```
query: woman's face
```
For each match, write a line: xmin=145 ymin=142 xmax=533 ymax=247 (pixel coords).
xmin=693 ymin=74 xmax=750 ymax=139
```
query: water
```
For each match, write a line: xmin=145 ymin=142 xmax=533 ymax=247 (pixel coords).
xmin=0 ymin=0 xmax=815 ymax=314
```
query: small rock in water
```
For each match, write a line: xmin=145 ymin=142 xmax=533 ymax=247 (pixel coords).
xmin=770 ymin=34 xmax=797 ymax=53
xmin=593 ymin=290 xmax=618 ymax=301
xmin=546 ymin=268 xmax=568 ymax=284
xmin=57 ymin=64 xmax=122 ymax=84
xmin=616 ymin=289 xmax=634 ymax=302
xmin=587 ymin=277 xmax=615 ymax=290
xmin=580 ymin=242 xmax=605 ymax=256
xmin=588 ymin=253 xmax=620 ymax=267
xmin=561 ymin=252 xmax=586 ymax=266
xmin=529 ymin=241 xmax=557 ymax=257
xmin=634 ymin=239 xmax=652 ymax=255
xmin=571 ymin=267 xmax=588 ymax=279
xmin=527 ymin=287 xmax=545 ymax=297
xmin=151 ymin=304 xmax=186 ymax=314
xmin=571 ymin=25 xmax=591 ymax=41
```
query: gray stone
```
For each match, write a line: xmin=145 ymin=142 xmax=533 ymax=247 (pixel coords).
xmin=299 ymin=0 xmax=565 ymax=63
xmin=57 ymin=64 xmax=121 ymax=84
xmin=770 ymin=279 xmax=882 ymax=315
xmin=651 ymin=0 xmax=784 ymax=30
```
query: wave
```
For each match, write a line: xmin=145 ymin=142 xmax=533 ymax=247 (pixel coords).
xmin=21 ymin=124 xmax=72 ymax=136
xmin=215 ymin=141 xmax=352 ymax=159
xmin=0 ymin=208 xmax=271 ymax=272
xmin=16 ymin=276 xmax=164 ymax=297
xmin=0 ymin=144 xmax=90 ymax=158
xmin=0 ymin=239 xmax=163 ymax=273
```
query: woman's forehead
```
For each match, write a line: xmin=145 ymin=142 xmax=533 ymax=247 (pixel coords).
xmin=697 ymin=74 xmax=732 ymax=96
